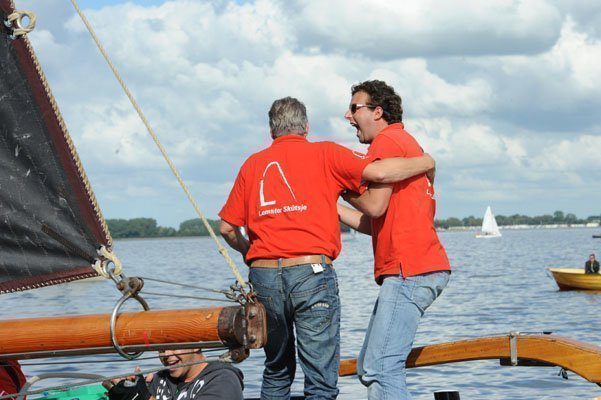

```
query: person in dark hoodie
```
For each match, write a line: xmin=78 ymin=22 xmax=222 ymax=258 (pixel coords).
xmin=106 ymin=349 xmax=243 ymax=400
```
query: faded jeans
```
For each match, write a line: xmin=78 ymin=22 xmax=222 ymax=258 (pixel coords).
xmin=249 ymin=259 xmax=341 ymax=400
xmin=357 ymin=270 xmax=450 ymax=400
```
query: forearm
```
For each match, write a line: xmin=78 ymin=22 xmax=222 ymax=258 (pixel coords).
xmin=219 ymin=220 xmax=249 ymax=257
xmin=343 ymin=185 xmax=391 ymax=218
xmin=363 ymin=154 xmax=435 ymax=183
xmin=337 ymin=203 xmax=372 ymax=235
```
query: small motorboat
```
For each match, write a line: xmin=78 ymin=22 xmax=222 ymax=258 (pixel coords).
xmin=548 ymin=268 xmax=601 ymax=291
xmin=593 ymin=234 xmax=601 ymax=239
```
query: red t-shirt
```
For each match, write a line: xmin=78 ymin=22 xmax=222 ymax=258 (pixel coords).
xmin=0 ymin=360 xmax=26 ymax=398
xmin=368 ymin=123 xmax=450 ymax=282
xmin=220 ymin=134 xmax=371 ymax=262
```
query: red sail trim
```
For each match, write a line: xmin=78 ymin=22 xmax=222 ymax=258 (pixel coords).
xmin=0 ymin=267 xmax=100 ymax=294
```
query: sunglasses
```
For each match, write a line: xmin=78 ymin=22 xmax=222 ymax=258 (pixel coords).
xmin=349 ymin=103 xmax=377 ymax=114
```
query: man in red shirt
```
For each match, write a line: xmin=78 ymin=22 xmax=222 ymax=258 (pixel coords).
xmin=338 ymin=80 xmax=451 ymax=400
xmin=0 ymin=360 xmax=26 ymax=399
xmin=219 ymin=96 xmax=435 ymax=400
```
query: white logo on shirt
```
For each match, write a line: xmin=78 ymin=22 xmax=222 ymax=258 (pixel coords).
xmin=352 ymin=150 xmax=368 ymax=159
xmin=426 ymin=178 xmax=435 ymax=199
xmin=260 ymin=161 xmax=297 ymax=206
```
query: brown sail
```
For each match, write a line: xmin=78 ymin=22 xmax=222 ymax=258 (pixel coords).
xmin=0 ymin=0 xmax=110 ymax=293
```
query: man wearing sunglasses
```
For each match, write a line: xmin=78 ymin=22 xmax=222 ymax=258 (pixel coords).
xmin=338 ymin=80 xmax=451 ymax=400
xmin=218 ymin=96 xmax=436 ymax=400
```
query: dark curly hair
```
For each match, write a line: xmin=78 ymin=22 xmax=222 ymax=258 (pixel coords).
xmin=351 ymin=80 xmax=403 ymax=124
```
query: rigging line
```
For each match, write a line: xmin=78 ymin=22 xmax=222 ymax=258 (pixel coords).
xmin=68 ymin=0 xmax=246 ymax=288
xmin=142 ymin=291 xmax=236 ymax=303
xmin=137 ymin=276 xmax=230 ymax=295
xmin=0 ymin=357 xmax=225 ymax=400
xmin=17 ymin=349 xmax=224 ymax=367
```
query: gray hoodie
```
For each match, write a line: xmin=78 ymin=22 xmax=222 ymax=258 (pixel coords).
xmin=150 ymin=362 xmax=243 ymax=400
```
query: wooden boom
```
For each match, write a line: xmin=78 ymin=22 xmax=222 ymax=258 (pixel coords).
xmin=0 ymin=303 xmax=266 ymax=360
xmin=339 ymin=333 xmax=601 ymax=384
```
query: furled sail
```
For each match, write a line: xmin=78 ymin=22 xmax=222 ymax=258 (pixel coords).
xmin=0 ymin=1 xmax=112 ymax=293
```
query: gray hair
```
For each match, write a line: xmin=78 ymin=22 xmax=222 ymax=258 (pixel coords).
xmin=268 ymin=97 xmax=308 ymax=138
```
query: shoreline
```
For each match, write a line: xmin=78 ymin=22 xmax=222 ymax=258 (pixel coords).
xmin=438 ymin=224 xmax=600 ymax=232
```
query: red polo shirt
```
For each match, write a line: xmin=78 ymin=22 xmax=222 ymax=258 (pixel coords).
xmin=220 ymin=134 xmax=372 ymax=262
xmin=0 ymin=360 xmax=26 ymax=399
xmin=368 ymin=123 xmax=450 ymax=282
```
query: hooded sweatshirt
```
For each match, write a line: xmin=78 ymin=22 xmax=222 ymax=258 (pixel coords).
xmin=150 ymin=362 xmax=243 ymax=400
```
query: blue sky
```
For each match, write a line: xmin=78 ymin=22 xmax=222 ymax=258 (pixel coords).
xmin=14 ymin=0 xmax=601 ymax=227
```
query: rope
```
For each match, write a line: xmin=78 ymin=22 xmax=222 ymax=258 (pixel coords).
xmin=16 ymin=349 xmax=224 ymax=367
xmin=68 ymin=0 xmax=246 ymax=288
xmin=142 ymin=291 xmax=236 ymax=303
xmin=138 ymin=276 xmax=231 ymax=295
xmin=93 ymin=245 xmax=122 ymax=277
xmin=5 ymin=10 xmax=36 ymax=36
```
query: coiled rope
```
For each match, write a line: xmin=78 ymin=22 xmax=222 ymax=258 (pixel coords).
xmin=68 ymin=0 xmax=246 ymax=287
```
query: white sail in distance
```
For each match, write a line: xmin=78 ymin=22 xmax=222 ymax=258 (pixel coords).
xmin=477 ymin=206 xmax=502 ymax=238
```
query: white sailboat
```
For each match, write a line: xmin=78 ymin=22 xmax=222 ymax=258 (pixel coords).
xmin=476 ymin=206 xmax=502 ymax=238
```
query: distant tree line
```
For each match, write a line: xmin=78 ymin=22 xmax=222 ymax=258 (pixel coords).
xmin=435 ymin=211 xmax=601 ymax=229
xmin=108 ymin=218 xmax=353 ymax=239
xmin=107 ymin=218 xmax=221 ymax=239
xmin=107 ymin=211 xmax=600 ymax=238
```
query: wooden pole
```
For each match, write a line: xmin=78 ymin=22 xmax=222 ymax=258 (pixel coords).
xmin=0 ymin=304 xmax=266 ymax=359
xmin=339 ymin=334 xmax=601 ymax=384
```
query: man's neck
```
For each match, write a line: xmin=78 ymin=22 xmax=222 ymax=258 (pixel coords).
xmin=371 ymin=122 xmax=390 ymax=141
xmin=182 ymin=362 xmax=207 ymax=383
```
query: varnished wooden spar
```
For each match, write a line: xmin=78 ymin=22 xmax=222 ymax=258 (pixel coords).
xmin=0 ymin=303 xmax=266 ymax=360
xmin=339 ymin=333 xmax=601 ymax=384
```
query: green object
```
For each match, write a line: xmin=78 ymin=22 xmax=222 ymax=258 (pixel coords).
xmin=42 ymin=384 xmax=107 ymax=400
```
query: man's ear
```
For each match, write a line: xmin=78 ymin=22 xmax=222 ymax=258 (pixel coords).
xmin=304 ymin=122 xmax=309 ymax=137
xmin=373 ymin=106 xmax=384 ymax=121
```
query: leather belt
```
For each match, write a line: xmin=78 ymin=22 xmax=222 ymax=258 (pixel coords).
xmin=250 ymin=255 xmax=333 ymax=268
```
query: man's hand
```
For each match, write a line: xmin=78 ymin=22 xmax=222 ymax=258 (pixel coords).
xmin=106 ymin=376 xmax=152 ymax=400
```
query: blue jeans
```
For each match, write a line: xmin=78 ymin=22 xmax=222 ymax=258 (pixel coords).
xmin=357 ymin=271 xmax=450 ymax=400
xmin=249 ymin=259 xmax=341 ymax=400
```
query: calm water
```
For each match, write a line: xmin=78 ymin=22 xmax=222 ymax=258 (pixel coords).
xmin=2 ymin=228 xmax=601 ymax=399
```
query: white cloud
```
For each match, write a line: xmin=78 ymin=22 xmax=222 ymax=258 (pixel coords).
xmin=9 ymin=0 xmax=601 ymax=224
xmin=549 ymin=19 xmax=601 ymax=90
xmin=406 ymin=119 xmax=523 ymax=169
xmin=291 ymin=0 xmax=562 ymax=58
xmin=532 ymin=134 xmax=601 ymax=172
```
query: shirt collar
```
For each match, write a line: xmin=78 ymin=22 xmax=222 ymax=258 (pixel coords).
xmin=381 ymin=122 xmax=404 ymax=133
xmin=271 ymin=134 xmax=308 ymax=146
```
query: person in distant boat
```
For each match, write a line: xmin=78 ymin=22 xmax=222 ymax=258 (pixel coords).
xmin=218 ymin=96 xmax=436 ymax=399
xmin=337 ymin=80 xmax=451 ymax=400
xmin=585 ymin=254 xmax=600 ymax=274
xmin=0 ymin=360 xmax=26 ymax=399
xmin=106 ymin=349 xmax=243 ymax=400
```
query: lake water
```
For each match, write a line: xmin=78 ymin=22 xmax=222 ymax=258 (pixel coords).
xmin=2 ymin=228 xmax=601 ymax=399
